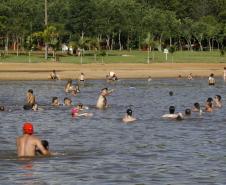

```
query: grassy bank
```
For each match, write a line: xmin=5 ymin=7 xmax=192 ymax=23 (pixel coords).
xmin=0 ymin=50 xmax=226 ymax=64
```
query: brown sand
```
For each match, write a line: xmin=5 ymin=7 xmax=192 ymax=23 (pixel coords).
xmin=0 ymin=63 xmax=225 ymax=80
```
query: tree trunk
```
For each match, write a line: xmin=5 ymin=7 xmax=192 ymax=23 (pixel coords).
xmin=119 ymin=30 xmax=122 ymax=51
xmin=158 ymin=34 xmax=163 ymax=52
xmin=16 ymin=36 xmax=19 ymax=56
xmin=198 ymin=41 xmax=203 ymax=51
xmin=5 ymin=34 xmax=9 ymax=54
xmin=106 ymin=35 xmax=110 ymax=50
xmin=208 ymin=39 xmax=211 ymax=51
xmin=170 ymin=37 xmax=172 ymax=47
xmin=178 ymin=38 xmax=182 ymax=51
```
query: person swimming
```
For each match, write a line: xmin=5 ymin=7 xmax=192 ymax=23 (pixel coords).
xmin=0 ymin=106 xmax=5 ymax=111
xmin=64 ymin=79 xmax=75 ymax=93
xmin=162 ymin=106 xmax=183 ymax=120
xmin=52 ymin=97 xmax=60 ymax=107
xmin=214 ymin=95 xmax=222 ymax=108
xmin=16 ymin=123 xmax=50 ymax=157
xmin=36 ymin=140 xmax=49 ymax=155
xmin=169 ymin=91 xmax=174 ymax=96
xmin=205 ymin=102 xmax=213 ymax=112
xmin=96 ymin=88 xmax=114 ymax=109
xmin=192 ymin=102 xmax=202 ymax=115
xmin=185 ymin=108 xmax=191 ymax=116
xmin=71 ymin=107 xmax=93 ymax=117
xmin=64 ymin=97 xmax=72 ymax=106
xmin=122 ymin=109 xmax=136 ymax=123
xmin=24 ymin=89 xmax=36 ymax=110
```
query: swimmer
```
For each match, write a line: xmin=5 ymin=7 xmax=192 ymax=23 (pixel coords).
xmin=185 ymin=108 xmax=191 ymax=116
xmin=71 ymin=107 xmax=93 ymax=117
xmin=64 ymin=97 xmax=72 ymax=106
xmin=76 ymin=103 xmax=89 ymax=111
xmin=49 ymin=70 xmax=59 ymax=80
xmin=71 ymin=90 xmax=77 ymax=96
xmin=192 ymin=102 xmax=203 ymax=115
xmin=25 ymin=89 xmax=36 ymax=109
xmin=52 ymin=97 xmax=60 ymax=107
xmin=16 ymin=122 xmax=51 ymax=157
xmin=96 ymin=88 xmax=114 ymax=109
xmin=122 ymin=109 xmax=136 ymax=123
xmin=162 ymin=106 xmax=183 ymax=120
xmin=214 ymin=95 xmax=222 ymax=108
xmin=205 ymin=102 xmax=213 ymax=112
xmin=64 ymin=79 xmax=75 ymax=93
xmin=0 ymin=105 xmax=5 ymax=111
xmin=208 ymin=73 xmax=215 ymax=85
xmin=36 ymin=140 xmax=49 ymax=155
xmin=169 ymin=91 xmax=174 ymax=96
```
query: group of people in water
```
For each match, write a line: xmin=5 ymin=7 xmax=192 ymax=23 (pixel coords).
xmin=1 ymin=69 xmax=225 ymax=158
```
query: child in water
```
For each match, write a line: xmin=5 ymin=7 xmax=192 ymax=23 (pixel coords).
xmin=122 ymin=109 xmax=136 ymax=123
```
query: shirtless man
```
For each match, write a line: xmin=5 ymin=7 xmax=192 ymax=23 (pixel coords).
xmin=162 ymin=106 xmax=183 ymax=120
xmin=16 ymin=123 xmax=50 ymax=157
xmin=214 ymin=95 xmax=222 ymax=108
xmin=96 ymin=88 xmax=114 ymax=109
xmin=26 ymin=89 xmax=36 ymax=106
xmin=122 ymin=109 xmax=136 ymax=123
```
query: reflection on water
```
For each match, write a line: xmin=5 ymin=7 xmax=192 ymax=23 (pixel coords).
xmin=0 ymin=78 xmax=226 ymax=184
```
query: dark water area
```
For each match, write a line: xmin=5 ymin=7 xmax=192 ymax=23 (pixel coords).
xmin=0 ymin=78 xmax=226 ymax=185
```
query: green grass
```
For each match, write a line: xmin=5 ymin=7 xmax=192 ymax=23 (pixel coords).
xmin=0 ymin=50 xmax=226 ymax=64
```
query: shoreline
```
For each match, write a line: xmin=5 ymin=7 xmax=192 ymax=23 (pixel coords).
xmin=0 ymin=63 xmax=225 ymax=80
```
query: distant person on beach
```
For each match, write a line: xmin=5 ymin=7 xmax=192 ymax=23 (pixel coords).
xmin=224 ymin=67 xmax=226 ymax=81
xmin=52 ymin=97 xmax=60 ymax=107
xmin=106 ymin=71 xmax=118 ymax=82
xmin=208 ymin=73 xmax=215 ymax=85
xmin=122 ymin=109 xmax=136 ymax=123
xmin=162 ymin=106 xmax=183 ymax=120
xmin=214 ymin=95 xmax=222 ymax=108
xmin=16 ymin=122 xmax=50 ymax=157
xmin=96 ymin=88 xmax=114 ymax=109
xmin=24 ymin=89 xmax=36 ymax=110
xmin=79 ymin=73 xmax=85 ymax=83
xmin=148 ymin=76 xmax=152 ymax=82
xmin=49 ymin=70 xmax=59 ymax=80
xmin=187 ymin=73 xmax=193 ymax=80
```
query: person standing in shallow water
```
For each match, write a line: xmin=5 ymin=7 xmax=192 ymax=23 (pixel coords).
xmin=96 ymin=88 xmax=114 ymax=109
xmin=16 ymin=123 xmax=50 ymax=157
xmin=122 ymin=109 xmax=136 ymax=123
xmin=208 ymin=73 xmax=215 ymax=85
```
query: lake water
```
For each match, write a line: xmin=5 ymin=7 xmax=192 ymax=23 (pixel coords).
xmin=0 ymin=78 xmax=226 ymax=185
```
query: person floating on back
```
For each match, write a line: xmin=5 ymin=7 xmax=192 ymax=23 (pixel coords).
xmin=16 ymin=122 xmax=51 ymax=157
xmin=122 ymin=109 xmax=136 ymax=123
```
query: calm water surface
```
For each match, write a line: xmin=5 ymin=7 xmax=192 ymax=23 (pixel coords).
xmin=0 ymin=78 xmax=226 ymax=185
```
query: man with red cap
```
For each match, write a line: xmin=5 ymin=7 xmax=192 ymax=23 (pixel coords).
xmin=16 ymin=122 xmax=50 ymax=157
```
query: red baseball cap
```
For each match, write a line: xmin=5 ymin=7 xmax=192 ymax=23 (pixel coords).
xmin=23 ymin=122 xmax=34 ymax=135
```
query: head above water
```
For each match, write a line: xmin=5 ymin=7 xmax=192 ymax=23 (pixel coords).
xmin=0 ymin=106 xmax=5 ymax=111
xmin=207 ymin=97 xmax=213 ymax=102
xmin=28 ymin=89 xmax=33 ymax=94
xmin=41 ymin=140 xmax=49 ymax=150
xmin=169 ymin=106 xmax=175 ymax=114
xmin=169 ymin=91 xmax=174 ymax=96
xmin=52 ymin=97 xmax=58 ymax=103
xmin=194 ymin=102 xmax=200 ymax=110
xmin=185 ymin=108 xmax=191 ymax=115
xmin=127 ymin=109 xmax=133 ymax=116
xmin=23 ymin=122 xmax=34 ymax=135
xmin=215 ymin=95 xmax=221 ymax=101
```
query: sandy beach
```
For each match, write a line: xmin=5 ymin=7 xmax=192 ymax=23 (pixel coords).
xmin=0 ymin=63 xmax=225 ymax=80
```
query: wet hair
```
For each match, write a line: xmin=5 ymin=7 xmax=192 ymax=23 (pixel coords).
xmin=185 ymin=108 xmax=191 ymax=115
xmin=0 ymin=106 xmax=5 ymax=111
xmin=169 ymin=106 xmax=175 ymax=114
xmin=207 ymin=97 xmax=213 ymax=102
xmin=207 ymin=102 xmax=213 ymax=108
xmin=64 ymin=97 xmax=71 ymax=102
xmin=215 ymin=95 xmax=221 ymax=101
xmin=41 ymin=140 xmax=49 ymax=150
xmin=52 ymin=97 xmax=58 ymax=103
xmin=28 ymin=89 xmax=33 ymax=94
xmin=101 ymin=87 xmax=108 ymax=91
xmin=127 ymin=109 xmax=133 ymax=116
xmin=169 ymin=91 xmax=174 ymax=96
xmin=194 ymin=102 xmax=200 ymax=110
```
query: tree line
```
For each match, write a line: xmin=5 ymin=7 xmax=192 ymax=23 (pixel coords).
xmin=1 ymin=0 xmax=226 ymax=54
